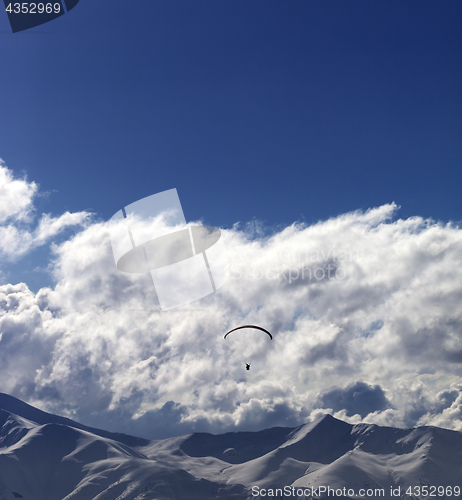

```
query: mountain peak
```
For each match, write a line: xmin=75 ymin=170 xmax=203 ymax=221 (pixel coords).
xmin=1 ymin=394 xmax=461 ymax=499
xmin=0 ymin=392 xmax=148 ymax=448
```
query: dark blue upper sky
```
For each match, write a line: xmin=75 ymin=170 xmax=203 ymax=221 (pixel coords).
xmin=0 ymin=0 xmax=461 ymax=231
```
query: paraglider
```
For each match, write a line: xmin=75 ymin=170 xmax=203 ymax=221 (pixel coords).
xmin=223 ymin=325 xmax=273 ymax=340
xmin=224 ymin=325 xmax=273 ymax=370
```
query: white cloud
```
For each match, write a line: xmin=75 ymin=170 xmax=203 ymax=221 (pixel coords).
xmin=0 ymin=194 xmax=461 ymax=439
xmin=0 ymin=159 xmax=91 ymax=263
xmin=0 ymin=158 xmax=37 ymax=224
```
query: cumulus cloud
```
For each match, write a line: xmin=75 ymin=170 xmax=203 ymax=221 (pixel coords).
xmin=0 ymin=159 xmax=91 ymax=263
xmin=0 ymin=163 xmax=461 ymax=439
xmin=316 ymin=381 xmax=390 ymax=418
xmin=0 ymin=158 xmax=37 ymax=224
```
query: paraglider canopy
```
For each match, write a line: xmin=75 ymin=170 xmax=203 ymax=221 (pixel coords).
xmin=224 ymin=325 xmax=273 ymax=340
xmin=224 ymin=325 xmax=273 ymax=370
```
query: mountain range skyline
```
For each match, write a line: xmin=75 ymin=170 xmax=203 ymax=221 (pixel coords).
xmin=1 ymin=392 xmax=461 ymax=499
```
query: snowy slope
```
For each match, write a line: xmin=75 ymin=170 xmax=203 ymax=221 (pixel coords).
xmin=0 ymin=394 xmax=148 ymax=448
xmin=0 ymin=394 xmax=461 ymax=500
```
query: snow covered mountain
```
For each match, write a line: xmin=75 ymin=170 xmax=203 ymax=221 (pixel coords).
xmin=0 ymin=393 xmax=461 ymax=500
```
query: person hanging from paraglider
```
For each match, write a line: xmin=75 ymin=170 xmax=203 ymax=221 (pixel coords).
xmin=223 ymin=325 xmax=273 ymax=370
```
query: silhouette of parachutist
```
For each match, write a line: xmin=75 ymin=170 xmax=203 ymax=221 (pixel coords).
xmin=246 ymin=363 xmax=251 ymax=370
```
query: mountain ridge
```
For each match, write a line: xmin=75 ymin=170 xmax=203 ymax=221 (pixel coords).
xmin=0 ymin=393 xmax=149 ymax=448
xmin=0 ymin=393 xmax=461 ymax=500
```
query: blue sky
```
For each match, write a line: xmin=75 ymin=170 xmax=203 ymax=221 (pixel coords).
xmin=0 ymin=1 xmax=461 ymax=438
xmin=1 ymin=0 xmax=461 ymax=230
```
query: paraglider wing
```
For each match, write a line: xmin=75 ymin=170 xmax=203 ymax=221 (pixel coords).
xmin=224 ymin=325 xmax=273 ymax=340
